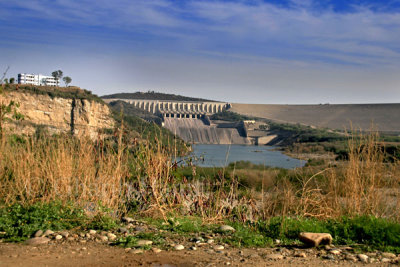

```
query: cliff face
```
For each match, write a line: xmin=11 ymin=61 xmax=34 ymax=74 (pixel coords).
xmin=1 ymin=91 xmax=114 ymax=138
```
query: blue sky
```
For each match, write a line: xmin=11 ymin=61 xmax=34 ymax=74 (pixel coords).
xmin=1 ymin=0 xmax=399 ymax=104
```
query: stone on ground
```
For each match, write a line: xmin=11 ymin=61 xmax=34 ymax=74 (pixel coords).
xmin=106 ymin=233 xmax=117 ymax=241
xmin=136 ymin=240 xmax=153 ymax=246
xmin=382 ymin=252 xmax=396 ymax=259
xmin=43 ymin=230 xmax=54 ymax=237
xmin=25 ymin=237 xmax=50 ymax=245
xmin=34 ymin=230 xmax=43 ymax=237
xmin=267 ymin=253 xmax=283 ymax=260
xmin=174 ymin=244 xmax=185 ymax=251
xmin=298 ymin=232 xmax=333 ymax=247
xmin=357 ymin=254 xmax=369 ymax=263
xmin=152 ymin=248 xmax=162 ymax=253
xmin=220 ymin=225 xmax=235 ymax=232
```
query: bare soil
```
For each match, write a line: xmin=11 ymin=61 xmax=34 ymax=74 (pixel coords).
xmin=0 ymin=242 xmax=378 ymax=267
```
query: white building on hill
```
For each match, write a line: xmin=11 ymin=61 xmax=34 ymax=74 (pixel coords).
xmin=18 ymin=73 xmax=59 ymax=86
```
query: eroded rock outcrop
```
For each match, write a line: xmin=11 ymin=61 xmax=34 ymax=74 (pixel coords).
xmin=1 ymin=91 xmax=114 ymax=138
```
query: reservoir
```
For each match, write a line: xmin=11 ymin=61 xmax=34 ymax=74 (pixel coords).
xmin=185 ymin=144 xmax=306 ymax=169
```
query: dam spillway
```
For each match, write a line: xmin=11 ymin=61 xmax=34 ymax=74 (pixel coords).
xmin=163 ymin=118 xmax=251 ymax=145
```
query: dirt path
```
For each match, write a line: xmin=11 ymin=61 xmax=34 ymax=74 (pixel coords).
xmin=0 ymin=242 xmax=380 ymax=267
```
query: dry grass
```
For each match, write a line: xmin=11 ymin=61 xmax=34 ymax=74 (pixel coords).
xmin=261 ymin=131 xmax=400 ymax=221
xmin=0 ymin=123 xmax=398 ymax=223
xmin=0 ymin=127 xmax=253 ymax=222
xmin=0 ymin=132 xmax=129 ymax=210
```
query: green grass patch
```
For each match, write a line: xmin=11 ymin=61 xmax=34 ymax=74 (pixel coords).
xmin=0 ymin=202 xmax=119 ymax=242
xmin=0 ymin=203 xmax=86 ymax=242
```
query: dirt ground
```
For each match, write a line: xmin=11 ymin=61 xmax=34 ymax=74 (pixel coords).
xmin=0 ymin=242 xmax=380 ymax=267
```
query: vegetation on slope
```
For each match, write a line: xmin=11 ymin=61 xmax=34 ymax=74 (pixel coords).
xmin=108 ymin=100 xmax=162 ymax=124
xmin=4 ymin=84 xmax=104 ymax=103
xmin=108 ymin=101 xmax=187 ymax=155
xmin=210 ymin=110 xmax=253 ymax=121
xmin=102 ymin=91 xmax=215 ymax=102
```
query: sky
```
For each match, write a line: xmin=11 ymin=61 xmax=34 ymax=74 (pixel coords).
xmin=0 ymin=0 xmax=399 ymax=104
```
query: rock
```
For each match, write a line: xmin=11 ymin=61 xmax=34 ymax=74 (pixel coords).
xmin=152 ymin=248 xmax=162 ymax=253
xmin=134 ymin=226 xmax=146 ymax=232
xmin=295 ymin=252 xmax=307 ymax=258
xmin=55 ymin=235 xmax=63 ymax=240
xmin=275 ymin=239 xmax=281 ymax=245
xmin=119 ymin=227 xmax=128 ymax=234
xmin=298 ymin=232 xmax=333 ymax=247
xmin=345 ymin=254 xmax=357 ymax=262
xmin=60 ymin=231 xmax=69 ymax=238
xmin=381 ymin=258 xmax=391 ymax=263
xmin=190 ymin=246 xmax=197 ymax=251
xmin=214 ymin=245 xmax=224 ymax=250
xmin=67 ymin=237 xmax=75 ymax=242
xmin=220 ymin=225 xmax=235 ymax=232
xmin=25 ymin=237 xmax=50 ymax=245
xmin=207 ymin=239 xmax=214 ymax=244
xmin=107 ymin=233 xmax=117 ymax=241
xmin=34 ymin=230 xmax=43 ymax=237
xmin=42 ymin=230 xmax=54 ymax=237
xmin=122 ymin=217 xmax=134 ymax=223
xmin=329 ymin=249 xmax=341 ymax=255
xmin=192 ymin=237 xmax=204 ymax=243
xmin=174 ymin=245 xmax=185 ymax=251
xmin=85 ymin=233 xmax=91 ymax=239
xmin=322 ymin=255 xmax=335 ymax=260
xmin=131 ymin=249 xmax=143 ymax=254
xmin=136 ymin=240 xmax=153 ymax=246
xmin=267 ymin=254 xmax=283 ymax=260
xmin=382 ymin=252 xmax=396 ymax=259
xmin=100 ymin=236 xmax=108 ymax=242
xmin=89 ymin=230 xmax=97 ymax=235
xmin=124 ymin=248 xmax=131 ymax=252
xmin=357 ymin=254 xmax=369 ymax=263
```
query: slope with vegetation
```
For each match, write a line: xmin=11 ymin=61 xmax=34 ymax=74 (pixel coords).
xmin=102 ymin=91 xmax=215 ymax=102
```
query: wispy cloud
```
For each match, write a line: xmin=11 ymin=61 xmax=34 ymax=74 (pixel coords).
xmin=1 ymin=0 xmax=399 ymax=103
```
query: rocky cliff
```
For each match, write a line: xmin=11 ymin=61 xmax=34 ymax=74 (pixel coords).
xmin=1 ymin=91 xmax=114 ymax=138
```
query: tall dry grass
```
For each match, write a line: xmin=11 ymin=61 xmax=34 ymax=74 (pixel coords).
xmin=0 ymin=127 xmax=253 ymax=222
xmin=262 ymin=130 xmax=400 ymax=221
xmin=0 ymin=132 xmax=129 ymax=210
xmin=1 ymin=123 xmax=398 ymax=223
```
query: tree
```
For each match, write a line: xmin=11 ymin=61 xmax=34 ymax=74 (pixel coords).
xmin=51 ymin=70 xmax=63 ymax=86
xmin=63 ymin=76 xmax=72 ymax=87
xmin=9 ymin=78 xmax=15 ymax=84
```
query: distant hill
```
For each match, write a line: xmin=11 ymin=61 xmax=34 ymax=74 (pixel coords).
xmin=231 ymin=103 xmax=400 ymax=133
xmin=101 ymin=91 xmax=216 ymax=102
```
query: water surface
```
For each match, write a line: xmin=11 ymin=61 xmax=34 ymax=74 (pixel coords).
xmin=185 ymin=144 xmax=306 ymax=169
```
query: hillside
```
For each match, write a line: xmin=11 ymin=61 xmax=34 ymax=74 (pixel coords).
xmin=4 ymin=84 xmax=103 ymax=103
xmin=231 ymin=103 xmax=400 ymax=133
xmin=102 ymin=91 xmax=215 ymax=102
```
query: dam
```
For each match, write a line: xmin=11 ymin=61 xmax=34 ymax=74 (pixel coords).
xmin=103 ymin=98 xmax=230 ymax=118
xmin=103 ymin=98 xmax=250 ymax=144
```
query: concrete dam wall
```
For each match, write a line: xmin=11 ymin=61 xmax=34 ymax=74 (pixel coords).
xmin=163 ymin=118 xmax=251 ymax=145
